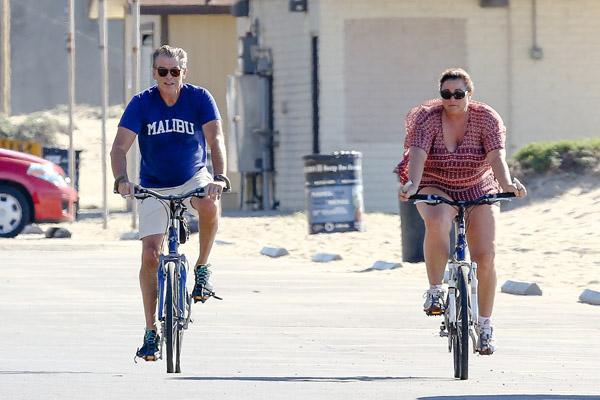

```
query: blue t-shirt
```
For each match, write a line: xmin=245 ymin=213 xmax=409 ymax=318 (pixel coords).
xmin=119 ymin=84 xmax=221 ymax=188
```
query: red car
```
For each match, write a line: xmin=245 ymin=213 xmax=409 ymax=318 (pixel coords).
xmin=0 ymin=148 xmax=78 ymax=237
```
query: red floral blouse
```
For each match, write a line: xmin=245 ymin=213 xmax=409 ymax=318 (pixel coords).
xmin=394 ymin=99 xmax=505 ymax=201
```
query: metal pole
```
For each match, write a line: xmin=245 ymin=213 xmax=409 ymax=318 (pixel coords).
xmin=131 ymin=0 xmax=140 ymax=229
xmin=67 ymin=0 xmax=76 ymax=190
xmin=1 ymin=0 xmax=10 ymax=115
xmin=99 ymin=0 xmax=108 ymax=229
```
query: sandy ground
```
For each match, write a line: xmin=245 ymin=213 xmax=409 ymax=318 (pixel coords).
xmin=10 ymin=107 xmax=600 ymax=297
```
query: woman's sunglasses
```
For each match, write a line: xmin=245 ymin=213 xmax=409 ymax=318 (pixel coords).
xmin=440 ymin=89 xmax=468 ymax=100
xmin=155 ymin=67 xmax=182 ymax=77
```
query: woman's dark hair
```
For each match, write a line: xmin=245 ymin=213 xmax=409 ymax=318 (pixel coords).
xmin=439 ymin=68 xmax=474 ymax=95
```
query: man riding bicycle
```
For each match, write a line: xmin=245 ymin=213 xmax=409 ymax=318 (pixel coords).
xmin=110 ymin=45 xmax=229 ymax=361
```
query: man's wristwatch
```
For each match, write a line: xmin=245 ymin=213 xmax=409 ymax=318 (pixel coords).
xmin=113 ymin=175 xmax=128 ymax=193
xmin=213 ymin=174 xmax=231 ymax=192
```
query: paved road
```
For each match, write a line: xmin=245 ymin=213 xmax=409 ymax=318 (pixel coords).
xmin=1 ymin=241 xmax=599 ymax=400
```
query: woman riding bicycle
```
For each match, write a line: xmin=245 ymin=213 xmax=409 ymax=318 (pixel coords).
xmin=395 ymin=68 xmax=527 ymax=355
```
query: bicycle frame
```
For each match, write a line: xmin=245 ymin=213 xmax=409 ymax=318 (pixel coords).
xmin=133 ymin=186 xmax=205 ymax=372
xmin=157 ymin=199 xmax=191 ymax=330
xmin=411 ymin=192 xmax=515 ymax=379
xmin=447 ymin=204 xmax=479 ymax=330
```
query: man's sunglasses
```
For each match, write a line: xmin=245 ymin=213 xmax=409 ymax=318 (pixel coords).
xmin=440 ymin=89 xmax=468 ymax=100
xmin=155 ymin=67 xmax=182 ymax=77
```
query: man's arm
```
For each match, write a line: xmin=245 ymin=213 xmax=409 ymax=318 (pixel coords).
xmin=203 ymin=120 xmax=227 ymax=176
xmin=110 ymin=127 xmax=136 ymax=195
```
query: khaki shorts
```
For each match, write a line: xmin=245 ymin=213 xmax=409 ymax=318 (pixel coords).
xmin=138 ymin=168 xmax=213 ymax=239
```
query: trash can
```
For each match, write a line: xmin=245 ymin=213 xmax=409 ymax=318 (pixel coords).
xmin=42 ymin=147 xmax=82 ymax=191
xmin=399 ymin=200 xmax=425 ymax=262
xmin=303 ymin=151 xmax=364 ymax=234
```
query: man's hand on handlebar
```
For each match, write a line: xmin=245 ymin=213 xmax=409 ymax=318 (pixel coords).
xmin=116 ymin=179 xmax=136 ymax=198
xmin=204 ymin=181 xmax=226 ymax=201
xmin=398 ymin=180 xmax=418 ymax=202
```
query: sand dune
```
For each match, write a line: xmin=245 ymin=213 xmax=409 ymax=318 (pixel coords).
xmin=10 ymin=107 xmax=600 ymax=297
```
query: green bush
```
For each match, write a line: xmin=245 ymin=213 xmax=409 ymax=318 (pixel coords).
xmin=513 ymin=139 xmax=600 ymax=174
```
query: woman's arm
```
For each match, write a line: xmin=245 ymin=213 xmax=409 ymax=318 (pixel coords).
xmin=399 ymin=146 xmax=427 ymax=201
xmin=486 ymin=148 xmax=527 ymax=197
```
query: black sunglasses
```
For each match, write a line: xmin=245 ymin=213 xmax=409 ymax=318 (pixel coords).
xmin=155 ymin=67 xmax=182 ymax=78
xmin=440 ymin=89 xmax=468 ymax=100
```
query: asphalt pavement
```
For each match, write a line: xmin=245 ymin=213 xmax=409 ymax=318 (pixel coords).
xmin=0 ymin=241 xmax=599 ymax=399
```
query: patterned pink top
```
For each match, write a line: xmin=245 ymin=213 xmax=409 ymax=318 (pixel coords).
xmin=394 ymin=99 xmax=505 ymax=201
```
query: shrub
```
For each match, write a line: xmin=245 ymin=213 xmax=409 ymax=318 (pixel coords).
xmin=13 ymin=112 xmax=67 ymax=145
xmin=0 ymin=114 xmax=14 ymax=138
xmin=513 ymin=139 xmax=600 ymax=175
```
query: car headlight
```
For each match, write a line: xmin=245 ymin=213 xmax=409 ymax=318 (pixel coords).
xmin=27 ymin=163 xmax=69 ymax=188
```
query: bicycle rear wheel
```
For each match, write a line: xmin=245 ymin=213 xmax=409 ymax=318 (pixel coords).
xmin=455 ymin=265 xmax=470 ymax=380
xmin=165 ymin=262 xmax=176 ymax=373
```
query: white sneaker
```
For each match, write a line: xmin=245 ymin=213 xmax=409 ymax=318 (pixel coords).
xmin=423 ymin=288 xmax=445 ymax=316
xmin=477 ymin=323 xmax=496 ymax=355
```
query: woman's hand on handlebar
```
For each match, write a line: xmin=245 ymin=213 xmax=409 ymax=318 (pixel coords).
xmin=503 ymin=177 xmax=527 ymax=199
xmin=398 ymin=180 xmax=419 ymax=202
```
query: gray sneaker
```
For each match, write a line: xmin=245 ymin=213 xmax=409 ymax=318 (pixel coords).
xmin=477 ymin=324 xmax=496 ymax=355
xmin=423 ymin=288 xmax=445 ymax=316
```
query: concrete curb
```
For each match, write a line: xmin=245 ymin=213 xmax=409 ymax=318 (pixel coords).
xmin=311 ymin=253 xmax=342 ymax=263
xmin=501 ymin=280 xmax=543 ymax=296
xmin=260 ymin=246 xmax=289 ymax=258
xmin=579 ymin=289 xmax=600 ymax=305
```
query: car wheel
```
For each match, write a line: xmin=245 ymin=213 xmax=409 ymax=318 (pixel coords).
xmin=0 ymin=184 xmax=31 ymax=238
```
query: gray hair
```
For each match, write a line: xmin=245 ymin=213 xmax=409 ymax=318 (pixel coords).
xmin=152 ymin=45 xmax=188 ymax=69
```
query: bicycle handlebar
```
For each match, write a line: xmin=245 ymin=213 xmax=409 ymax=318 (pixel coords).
xmin=409 ymin=192 xmax=515 ymax=207
xmin=132 ymin=186 xmax=207 ymax=202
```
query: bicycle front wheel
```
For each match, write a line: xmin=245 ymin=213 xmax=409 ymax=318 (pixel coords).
xmin=165 ymin=262 xmax=176 ymax=373
xmin=455 ymin=264 xmax=470 ymax=380
xmin=174 ymin=261 xmax=187 ymax=373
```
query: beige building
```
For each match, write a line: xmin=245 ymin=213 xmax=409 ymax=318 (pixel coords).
xmin=236 ymin=0 xmax=600 ymax=212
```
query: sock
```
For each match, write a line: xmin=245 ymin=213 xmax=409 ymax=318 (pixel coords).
xmin=479 ymin=316 xmax=491 ymax=326
xmin=429 ymin=284 xmax=443 ymax=292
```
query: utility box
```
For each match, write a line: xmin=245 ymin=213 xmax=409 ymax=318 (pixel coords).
xmin=226 ymin=74 xmax=270 ymax=173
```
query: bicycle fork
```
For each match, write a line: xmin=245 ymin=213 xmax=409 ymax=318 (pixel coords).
xmin=440 ymin=264 xmax=458 ymax=350
xmin=156 ymin=259 xmax=167 ymax=360
xmin=468 ymin=262 xmax=479 ymax=352
xmin=440 ymin=262 xmax=479 ymax=353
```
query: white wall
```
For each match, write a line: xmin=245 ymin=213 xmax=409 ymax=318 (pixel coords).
xmin=242 ymin=0 xmax=600 ymax=212
xmin=319 ymin=0 xmax=509 ymax=212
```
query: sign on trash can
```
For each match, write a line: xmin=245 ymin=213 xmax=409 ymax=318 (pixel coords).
xmin=303 ymin=151 xmax=364 ymax=234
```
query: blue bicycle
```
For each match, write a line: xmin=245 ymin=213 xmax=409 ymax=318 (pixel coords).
xmin=411 ymin=192 xmax=514 ymax=380
xmin=133 ymin=186 xmax=222 ymax=373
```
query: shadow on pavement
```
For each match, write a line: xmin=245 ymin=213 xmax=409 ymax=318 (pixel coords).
xmin=172 ymin=375 xmax=443 ymax=382
xmin=418 ymin=396 xmax=600 ymax=400
xmin=0 ymin=370 xmax=93 ymax=375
